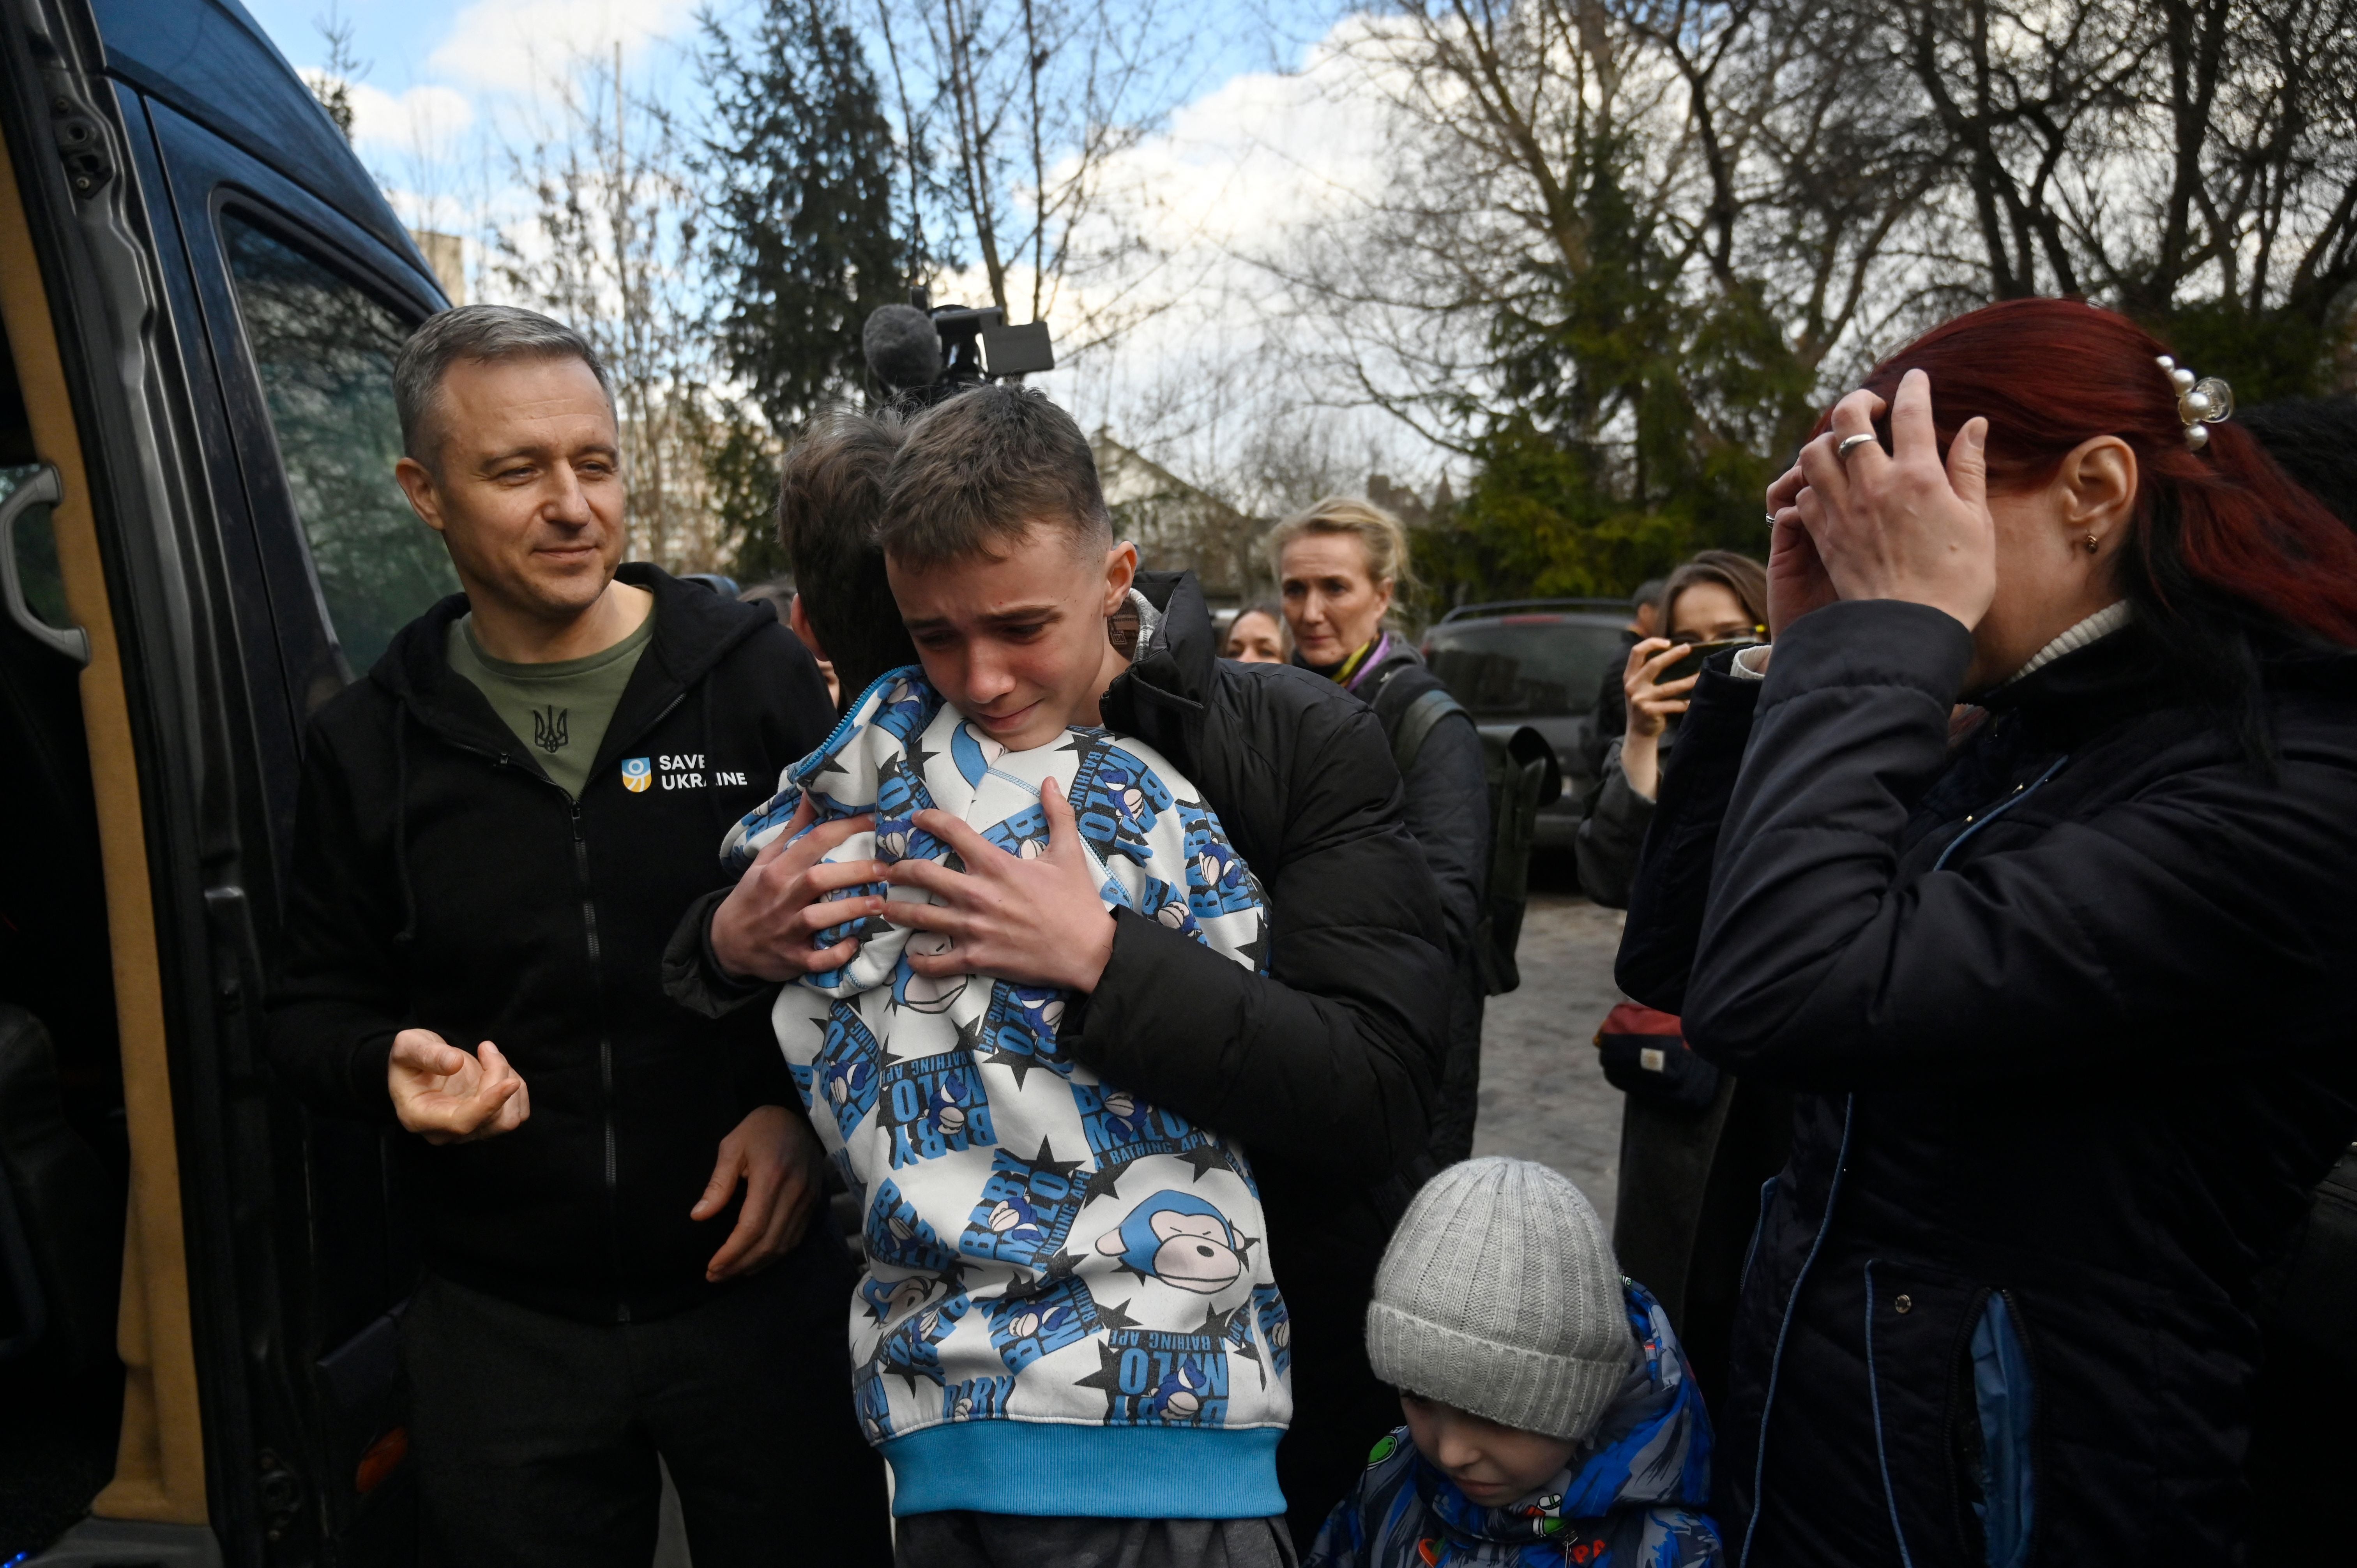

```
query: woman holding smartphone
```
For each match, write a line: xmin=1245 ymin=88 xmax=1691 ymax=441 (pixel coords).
xmin=1578 ymin=550 xmax=1768 ymax=905
xmin=1580 ymin=549 xmax=1779 ymax=1409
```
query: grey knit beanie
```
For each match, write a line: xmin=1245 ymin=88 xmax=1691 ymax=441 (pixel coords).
xmin=1366 ymin=1157 xmax=1631 ymax=1443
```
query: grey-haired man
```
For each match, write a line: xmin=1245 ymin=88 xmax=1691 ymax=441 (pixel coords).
xmin=266 ymin=305 xmax=888 ymax=1565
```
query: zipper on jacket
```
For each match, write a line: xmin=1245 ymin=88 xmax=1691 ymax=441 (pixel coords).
xmin=1739 ymin=760 xmax=2074 ymax=1566
xmin=571 ymin=797 xmax=628 ymax=1324
xmin=413 ymin=690 xmax=694 ymax=1325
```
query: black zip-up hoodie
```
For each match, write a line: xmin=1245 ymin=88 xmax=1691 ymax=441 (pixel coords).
xmin=267 ymin=564 xmax=836 ymax=1323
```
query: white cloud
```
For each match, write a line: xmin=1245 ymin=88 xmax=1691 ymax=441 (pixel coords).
xmin=1085 ymin=43 xmax=1396 ymax=252
xmin=338 ymin=81 xmax=477 ymax=150
xmin=1010 ymin=19 xmax=1451 ymax=500
xmin=426 ymin=0 xmax=700 ymax=86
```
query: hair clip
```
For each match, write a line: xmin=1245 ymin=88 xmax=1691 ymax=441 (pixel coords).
xmin=2156 ymin=355 xmax=2234 ymax=450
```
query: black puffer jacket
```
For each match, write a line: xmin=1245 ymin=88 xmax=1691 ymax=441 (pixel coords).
xmin=270 ymin=566 xmax=836 ymax=1324
xmin=1074 ymin=574 xmax=1452 ymax=1540
xmin=1618 ymin=600 xmax=2357 ymax=1566
xmin=1352 ymin=640 xmax=1490 ymax=1164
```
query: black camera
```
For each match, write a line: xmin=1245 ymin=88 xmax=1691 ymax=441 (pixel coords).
xmin=862 ymin=288 xmax=1056 ymax=407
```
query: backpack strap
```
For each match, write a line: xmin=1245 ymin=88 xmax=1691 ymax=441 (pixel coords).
xmin=1388 ymin=686 xmax=1468 ymax=779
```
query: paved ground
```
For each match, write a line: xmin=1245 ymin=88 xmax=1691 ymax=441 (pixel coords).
xmin=1470 ymin=864 xmax=1627 ymax=1227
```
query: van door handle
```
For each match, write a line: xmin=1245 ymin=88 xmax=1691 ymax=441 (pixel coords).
xmin=205 ymin=885 xmax=267 ymax=1079
xmin=0 ymin=466 xmax=92 ymax=667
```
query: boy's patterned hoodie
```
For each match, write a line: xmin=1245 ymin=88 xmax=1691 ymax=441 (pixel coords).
xmin=724 ymin=667 xmax=1292 ymax=1519
xmin=1307 ymin=1280 xmax=1721 ymax=1566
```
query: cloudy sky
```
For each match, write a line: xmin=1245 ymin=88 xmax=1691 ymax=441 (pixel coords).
xmin=243 ymin=0 xmax=1446 ymax=493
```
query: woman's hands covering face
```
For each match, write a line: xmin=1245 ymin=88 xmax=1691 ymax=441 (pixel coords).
xmin=1768 ymin=368 xmax=1997 ymax=634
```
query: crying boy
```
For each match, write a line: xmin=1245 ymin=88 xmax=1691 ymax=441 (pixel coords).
xmin=724 ymin=654 xmax=1297 ymax=1546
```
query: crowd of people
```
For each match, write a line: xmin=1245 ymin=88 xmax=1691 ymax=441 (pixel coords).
xmin=261 ymin=294 xmax=2357 ymax=1567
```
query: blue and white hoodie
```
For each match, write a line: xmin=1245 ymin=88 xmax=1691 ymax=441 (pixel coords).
xmin=1307 ymin=1280 xmax=1720 ymax=1566
xmin=724 ymin=667 xmax=1292 ymax=1519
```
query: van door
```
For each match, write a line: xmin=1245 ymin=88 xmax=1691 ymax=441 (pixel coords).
xmin=131 ymin=94 xmax=452 ymax=1566
xmin=0 ymin=42 xmax=224 ymax=1566
xmin=0 ymin=0 xmax=453 ymax=1559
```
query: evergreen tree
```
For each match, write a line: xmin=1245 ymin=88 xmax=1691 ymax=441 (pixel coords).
xmin=698 ymin=0 xmax=915 ymax=574
xmin=1419 ymin=134 xmax=1814 ymax=609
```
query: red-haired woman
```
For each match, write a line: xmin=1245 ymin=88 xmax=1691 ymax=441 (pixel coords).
xmin=1615 ymin=298 xmax=2357 ymax=1566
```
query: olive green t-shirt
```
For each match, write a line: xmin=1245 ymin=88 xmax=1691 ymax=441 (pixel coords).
xmin=446 ymin=608 xmax=657 ymax=799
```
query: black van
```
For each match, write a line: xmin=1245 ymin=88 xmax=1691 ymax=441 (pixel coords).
xmin=1 ymin=0 xmax=461 ymax=1561
xmin=1419 ymin=600 xmax=1631 ymax=849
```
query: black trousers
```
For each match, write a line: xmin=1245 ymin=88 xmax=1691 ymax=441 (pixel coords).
xmin=401 ymin=1236 xmax=890 ymax=1567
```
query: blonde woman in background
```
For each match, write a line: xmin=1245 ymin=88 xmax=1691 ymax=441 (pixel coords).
xmin=1271 ymin=498 xmax=1490 ymax=1164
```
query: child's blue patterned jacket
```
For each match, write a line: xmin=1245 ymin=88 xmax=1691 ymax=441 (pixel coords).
xmin=1307 ymin=1280 xmax=1720 ymax=1566
xmin=725 ymin=667 xmax=1292 ymax=1519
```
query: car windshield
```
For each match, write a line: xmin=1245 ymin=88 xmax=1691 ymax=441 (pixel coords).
xmin=1425 ymin=617 xmax=1627 ymax=717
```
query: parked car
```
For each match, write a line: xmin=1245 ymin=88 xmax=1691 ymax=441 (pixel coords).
xmin=1 ymin=1 xmax=458 ymax=1561
xmin=1421 ymin=600 xmax=1632 ymax=849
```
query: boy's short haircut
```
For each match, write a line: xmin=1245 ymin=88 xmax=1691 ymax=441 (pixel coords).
xmin=778 ymin=409 xmax=919 ymax=705
xmin=877 ymin=383 xmax=1113 ymax=568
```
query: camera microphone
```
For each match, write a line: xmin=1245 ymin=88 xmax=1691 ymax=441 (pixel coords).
xmin=861 ymin=292 xmax=1057 ymax=408
xmin=862 ymin=304 xmax=944 ymax=397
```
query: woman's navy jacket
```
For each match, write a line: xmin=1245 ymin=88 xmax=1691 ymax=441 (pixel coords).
xmin=1617 ymin=599 xmax=2357 ymax=1566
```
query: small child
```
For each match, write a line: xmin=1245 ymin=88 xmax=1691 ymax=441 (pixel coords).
xmin=1307 ymin=1157 xmax=1721 ymax=1567
xmin=724 ymin=660 xmax=1294 ymax=1539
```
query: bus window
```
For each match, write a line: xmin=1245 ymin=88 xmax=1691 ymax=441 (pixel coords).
xmin=220 ymin=217 xmax=454 ymax=675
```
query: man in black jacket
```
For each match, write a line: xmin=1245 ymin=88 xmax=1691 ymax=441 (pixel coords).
xmin=668 ymin=399 xmax=1452 ymax=1547
xmin=267 ymin=306 xmax=887 ymax=1566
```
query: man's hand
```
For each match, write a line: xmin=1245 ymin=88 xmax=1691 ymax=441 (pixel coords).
xmin=388 ymin=1029 xmax=530 ymax=1146
xmin=693 ymin=1104 xmax=823 ymax=1281
xmin=710 ymin=797 xmax=888 ymax=982
xmin=883 ymin=777 xmax=1115 ymax=994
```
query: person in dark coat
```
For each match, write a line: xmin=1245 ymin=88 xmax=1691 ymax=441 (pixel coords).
xmin=1273 ymin=496 xmax=1490 ymax=1167
xmin=267 ymin=306 xmax=889 ymax=1564
xmin=1617 ymin=298 xmax=2357 ymax=1566
xmin=1574 ymin=550 xmax=1784 ymax=1409
xmin=666 ymin=507 xmax=1452 ymax=1544
xmin=1574 ymin=552 xmax=1766 ymax=910
xmin=2237 ymin=397 xmax=2357 ymax=526
xmin=2232 ymin=397 xmax=2357 ymax=1563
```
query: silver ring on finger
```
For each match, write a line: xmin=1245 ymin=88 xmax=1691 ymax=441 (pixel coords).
xmin=1836 ymin=433 xmax=1878 ymax=463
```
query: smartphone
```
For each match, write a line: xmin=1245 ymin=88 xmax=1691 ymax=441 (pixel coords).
xmin=1658 ymin=638 xmax=1762 ymax=687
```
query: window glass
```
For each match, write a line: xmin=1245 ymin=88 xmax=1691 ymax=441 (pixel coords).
xmin=1424 ymin=619 xmax=1627 ymax=717
xmin=222 ymin=217 xmax=454 ymax=673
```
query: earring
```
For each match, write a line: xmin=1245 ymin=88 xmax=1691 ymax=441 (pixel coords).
xmin=2084 ymin=532 xmax=2100 ymax=553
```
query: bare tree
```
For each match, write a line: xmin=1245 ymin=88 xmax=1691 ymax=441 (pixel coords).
xmin=876 ymin=0 xmax=1193 ymax=348
xmin=493 ymin=48 xmax=735 ymax=573
xmin=1255 ymin=0 xmax=2357 ymax=464
xmin=1857 ymin=0 xmax=2357 ymax=386
xmin=1244 ymin=0 xmax=1940 ymax=460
